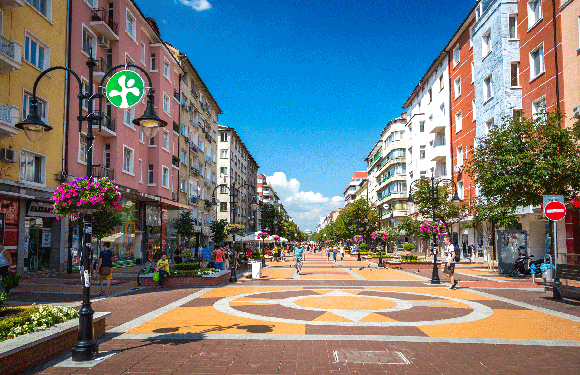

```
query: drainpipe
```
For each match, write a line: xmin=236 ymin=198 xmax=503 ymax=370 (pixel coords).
xmin=64 ymin=0 xmax=73 ymax=178
xmin=552 ymin=0 xmax=561 ymax=114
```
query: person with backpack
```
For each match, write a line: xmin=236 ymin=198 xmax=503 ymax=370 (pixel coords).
xmin=443 ymin=235 xmax=458 ymax=289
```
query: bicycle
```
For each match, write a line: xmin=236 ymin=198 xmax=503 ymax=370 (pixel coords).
xmin=137 ymin=259 xmax=155 ymax=286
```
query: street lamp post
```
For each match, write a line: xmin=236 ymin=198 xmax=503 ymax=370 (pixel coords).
xmin=407 ymin=175 xmax=461 ymax=284
xmin=16 ymin=55 xmax=165 ymax=361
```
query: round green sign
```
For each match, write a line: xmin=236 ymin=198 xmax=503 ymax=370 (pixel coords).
xmin=105 ymin=70 xmax=145 ymax=109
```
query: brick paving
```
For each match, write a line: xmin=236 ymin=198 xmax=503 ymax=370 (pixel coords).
xmin=21 ymin=253 xmax=580 ymax=374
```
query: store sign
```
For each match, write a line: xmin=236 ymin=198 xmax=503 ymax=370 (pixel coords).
xmin=193 ymin=225 xmax=202 ymax=233
xmin=105 ymin=70 xmax=145 ymax=109
xmin=41 ymin=228 xmax=51 ymax=248
xmin=28 ymin=202 xmax=57 ymax=218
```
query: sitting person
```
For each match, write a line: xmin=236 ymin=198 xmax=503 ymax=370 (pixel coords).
xmin=155 ymin=254 xmax=170 ymax=288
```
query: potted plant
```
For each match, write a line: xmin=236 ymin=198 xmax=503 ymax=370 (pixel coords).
xmin=224 ymin=224 xmax=244 ymax=235
xmin=51 ymin=176 xmax=122 ymax=219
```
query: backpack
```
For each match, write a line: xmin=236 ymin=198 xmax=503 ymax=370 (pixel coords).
xmin=454 ymin=247 xmax=461 ymax=263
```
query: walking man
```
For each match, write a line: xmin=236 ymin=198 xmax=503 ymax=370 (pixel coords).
xmin=443 ymin=235 xmax=458 ymax=289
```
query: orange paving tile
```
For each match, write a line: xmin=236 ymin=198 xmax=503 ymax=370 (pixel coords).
xmin=294 ymin=296 xmax=397 ymax=310
xmin=351 ymin=268 xmax=424 ymax=281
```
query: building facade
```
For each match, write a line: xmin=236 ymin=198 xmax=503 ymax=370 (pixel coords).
xmin=343 ymin=171 xmax=367 ymax=207
xmin=0 ymin=0 xmax=69 ymax=272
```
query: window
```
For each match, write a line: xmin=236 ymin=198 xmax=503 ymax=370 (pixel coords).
xmin=163 ymin=93 xmax=170 ymax=115
xmin=440 ymin=103 xmax=445 ymax=116
xmin=125 ymin=53 xmax=135 ymax=71
xmin=483 ymin=75 xmax=493 ymax=102
xmin=510 ymin=62 xmax=520 ymax=87
xmin=139 ymin=159 xmax=143 ymax=183
xmin=162 ymin=129 xmax=169 ymax=150
xmin=122 ymin=146 xmax=134 ymax=174
xmin=470 ymin=61 xmax=474 ymax=82
xmin=419 ymin=146 xmax=425 ymax=159
xmin=220 ymin=202 xmax=228 ymax=212
xmin=529 ymin=43 xmax=544 ymax=79
xmin=78 ymin=133 xmax=87 ymax=163
xmin=472 ymin=99 xmax=476 ymax=122
xmin=453 ymin=45 xmax=460 ymax=66
xmin=420 ymin=170 xmax=427 ymax=178
xmin=140 ymin=42 xmax=146 ymax=64
xmin=220 ymin=167 xmax=227 ymax=176
xmin=126 ymin=9 xmax=136 ymax=39
xmin=148 ymin=165 xmax=154 ymax=184
xmin=22 ymin=91 xmax=47 ymax=122
xmin=220 ymin=149 xmax=228 ymax=159
xmin=439 ymin=74 xmax=444 ymax=91
xmin=469 ymin=26 xmax=474 ymax=48
xmin=220 ymin=132 xmax=229 ymax=142
xmin=454 ymin=77 xmax=461 ymax=98
xmin=428 ymin=88 xmax=432 ymax=102
xmin=20 ymin=150 xmax=45 ymax=184
xmin=163 ymin=58 xmax=170 ymax=79
xmin=482 ymin=30 xmax=491 ymax=57
xmin=513 ymin=108 xmax=523 ymax=119
xmin=162 ymin=166 xmax=169 ymax=188
xmin=455 ymin=111 xmax=462 ymax=133
xmin=457 ymin=145 xmax=463 ymax=166
xmin=220 ymin=185 xmax=228 ymax=194
xmin=532 ymin=96 xmax=546 ymax=118
xmin=25 ymin=0 xmax=50 ymax=18
xmin=150 ymin=53 xmax=156 ymax=71
xmin=419 ymin=121 xmax=425 ymax=132
xmin=485 ymin=118 xmax=494 ymax=135
xmin=509 ymin=15 xmax=518 ymax=38
xmin=123 ymin=107 xmax=135 ymax=127
xmin=24 ymin=32 xmax=49 ymax=70
xmin=82 ymin=27 xmax=95 ymax=57
xmin=180 ymin=149 xmax=187 ymax=164
xmin=81 ymin=79 xmax=89 ymax=110
xmin=458 ymin=180 xmax=464 ymax=200
xmin=527 ymin=0 xmax=542 ymax=28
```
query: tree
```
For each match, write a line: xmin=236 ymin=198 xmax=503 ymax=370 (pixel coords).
xmin=464 ymin=111 xmax=580 ymax=207
xmin=260 ymin=203 xmax=284 ymax=236
xmin=174 ymin=211 xmax=196 ymax=244
xmin=210 ymin=219 xmax=228 ymax=245
xmin=409 ymin=178 xmax=467 ymax=229
xmin=335 ymin=199 xmax=378 ymax=242
xmin=91 ymin=210 xmax=124 ymax=241
xmin=397 ymin=216 xmax=431 ymax=248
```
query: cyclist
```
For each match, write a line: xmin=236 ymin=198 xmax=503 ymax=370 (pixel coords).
xmin=294 ymin=242 xmax=305 ymax=275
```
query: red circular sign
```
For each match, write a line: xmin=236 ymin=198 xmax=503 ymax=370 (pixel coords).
xmin=544 ymin=201 xmax=567 ymax=221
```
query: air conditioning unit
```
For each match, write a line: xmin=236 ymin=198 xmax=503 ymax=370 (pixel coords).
xmin=0 ymin=148 xmax=17 ymax=163
xmin=454 ymin=165 xmax=462 ymax=173
xmin=573 ymin=106 xmax=580 ymax=118
xmin=97 ymin=36 xmax=109 ymax=48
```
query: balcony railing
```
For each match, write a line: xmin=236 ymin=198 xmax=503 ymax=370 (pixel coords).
xmin=205 ymin=133 xmax=212 ymax=142
xmin=190 ymin=143 xmax=198 ymax=154
xmin=190 ymin=167 xmax=199 ymax=176
xmin=94 ymin=57 xmax=111 ymax=75
xmin=101 ymin=114 xmax=115 ymax=132
xmin=92 ymin=165 xmax=114 ymax=180
xmin=205 ymin=156 xmax=211 ymax=164
xmin=91 ymin=8 xmax=118 ymax=37
xmin=0 ymin=36 xmax=16 ymax=60
xmin=189 ymin=196 xmax=198 ymax=205
xmin=172 ymin=156 xmax=179 ymax=168
xmin=173 ymin=89 xmax=180 ymax=101
xmin=0 ymin=104 xmax=17 ymax=125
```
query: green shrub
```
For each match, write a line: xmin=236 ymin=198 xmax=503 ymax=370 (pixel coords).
xmin=0 ymin=293 xmax=6 ymax=308
xmin=360 ymin=243 xmax=368 ymax=250
xmin=401 ymin=254 xmax=418 ymax=261
xmin=169 ymin=268 xmax=219 ymax=276
xmin=0 ymin=305 xmax=78 ymax=341
xmin=251 ymin=251 xmax=263 ymax=258
xmin=403 ymin=244 xmax=416 ymax=251
xmin=173 ymin=262 xmax=200 ymax=271
xmin=180 ymin=248 xmax=193 ymax=260
xmin=1 ymin=274 xmax=20 ymax=293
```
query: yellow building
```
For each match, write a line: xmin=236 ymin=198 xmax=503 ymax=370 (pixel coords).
xmin=0 ymin=0 xmax=68 ymax=272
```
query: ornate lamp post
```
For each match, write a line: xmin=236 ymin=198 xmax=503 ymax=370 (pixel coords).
xmin=407 ymin=175 xmax=461 ymax=284
xmin=16 ymin=55 xmax=165 ymax=362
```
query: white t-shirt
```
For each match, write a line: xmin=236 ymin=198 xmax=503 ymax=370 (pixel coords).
xmin=445 ymin=244 xmax=455 ymax=263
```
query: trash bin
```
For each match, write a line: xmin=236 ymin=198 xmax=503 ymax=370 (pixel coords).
xmin=542 ymin=268 xmax=552 ymax=280
xmin=251 ymin=261 xmax=262 ymax=279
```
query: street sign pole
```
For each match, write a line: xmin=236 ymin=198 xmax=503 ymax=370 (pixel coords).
xmin=543 ymin=196 xmax=565 ymax=281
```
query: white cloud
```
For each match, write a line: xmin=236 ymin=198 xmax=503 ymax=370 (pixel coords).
xmin=176 ymin=0 xmax=212 ymax=11
xmin=266 ymin=172 xmax=343 ymax=231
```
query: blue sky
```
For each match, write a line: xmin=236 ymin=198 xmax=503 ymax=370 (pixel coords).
xmin=137 ymin=0 xmax=475 ymax=230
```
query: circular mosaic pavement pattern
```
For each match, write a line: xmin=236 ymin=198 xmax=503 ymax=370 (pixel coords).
xmin=213 ymin=289 xmax=494 ymax=327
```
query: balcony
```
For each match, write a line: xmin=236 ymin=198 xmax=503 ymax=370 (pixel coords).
xmin=205 ymin=156 xmax=211 ymax=164
xmin=205 ymin=133 xmax=212 ymax=143
xmin=92 ymin=114 xmax=116 ymax=137
xmin=172 ymin=156 xmax=179 ymax=168
xmin=0 ymin=36 xmax=22 ymax=73
xmin=190 ymin=142 xmax=198 ymax=154
xmin=90 ymin=8 xmax=119 ymax=41
xmin=204 ymin=178 xmax=210 ymax=186
xmin=172 ymin=121 xmax=180 ymax=133
xmin=204 ymin=199 xmax=211 ymax=210
xmin=173 ymin=89 xmax=180 ymax=101
xmin=378 ymin=192 xmax=407 ymax=202
xmin=378 ymin=156 xmax=406 ymax=175
xmin=92 ymin=165 xmax=114 ymax=180
xmin=378 ymin=173 xmax=406 ymax=186
xmin=0 ymin=0 xmax=24 ymax=9
xmin=0 ymin=104 xmax=19 ymax=139
xmin=429 ymin=120 xmax=446 ymax=134
xmin=189 ymin=196 xmax=198 ymax=205
xmin=93 ymin=58 xmax=111 ymax=80
xmin=189 ymin=167 xmax=199 ymax=176
xmin=430 ymin=145 xmax=447 ymax=162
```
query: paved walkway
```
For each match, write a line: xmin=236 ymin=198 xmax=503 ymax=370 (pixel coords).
xmin=29 ymin=253 xmax=580 ymax=374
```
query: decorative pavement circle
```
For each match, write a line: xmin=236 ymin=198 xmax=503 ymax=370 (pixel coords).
xmin=213 ymin=289 xmax=494 ymax=327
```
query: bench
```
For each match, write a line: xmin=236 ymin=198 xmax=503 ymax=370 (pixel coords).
xmin=539 ymin=264 xmax=580 ymax=300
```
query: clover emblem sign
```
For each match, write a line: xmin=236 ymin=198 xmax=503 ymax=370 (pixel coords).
xmin=105 ymin=70 xmax=145 ymax=109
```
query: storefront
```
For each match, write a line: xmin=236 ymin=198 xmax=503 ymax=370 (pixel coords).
xmin=0 ymin=196 xmax=19 ymax=272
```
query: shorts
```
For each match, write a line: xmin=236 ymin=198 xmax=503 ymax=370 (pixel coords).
xmin=215 ymin=261 xmax=224 ymax=270
xmin=295 ymin=258 xmax=303 ymax=267
xmin=444 ymin=263 xmax=455 ymax=275
xmin=99 ymin=270 xmax=113 ymax=280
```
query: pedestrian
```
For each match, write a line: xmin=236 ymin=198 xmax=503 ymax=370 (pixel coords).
xmin=155 ymin=254 xmax=170 ymax=288
xmin=203 ymin=245 xmax=212 ymax=267
xmin=213 ymin=246 xmax=225 ymax=270
xmin=0 ymin=244 xmax=13 ymax=278
xmin=332 ymin=246 xmax=337 ymax=262
xmin=468 ymin=243 xmax=475 ymax=263
xmin=97 ymin=242 xmax=113 ymax=296
xmin=340 ymin=244 xmax=345 ymax=261
xmin=326 ymin=246 xmax=330 ymax=262
xmin=443 ymin=235 xmax=458 ymax=289
xmin=174 ymin=244 xmax=183 ymax=265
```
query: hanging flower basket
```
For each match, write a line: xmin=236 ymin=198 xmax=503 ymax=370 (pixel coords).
xmin=51 ymin=177 xmax=122 ymax=219
xmin=353 ymin=235 xmax=363 ymax=243
xmin=225 ymin=224 xmax=244 ymax=235
xmin=256 ymin=231 xmax=269 ymax=240
xmin=420 ymin=220 xmax=447 ymax=235
xmin=273 ymin=235 xmax=281 ymax=242
xmin=371 ymin=230 xmax=387 ymax=242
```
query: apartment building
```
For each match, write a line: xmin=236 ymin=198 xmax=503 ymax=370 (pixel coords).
xmin=218 ymin=126 xmax=259 ymax=233
xmin=364 ymin=140 xmax=382 ymax=206
xmin=66 ymin=0 xmax=184 ymax=261
xmin=168 ymin=45 xmax=220 ymax=245
xmin=257 ymin=173 xmax=280 ymax=207
xmin=343 ymin=171 xmax=367 ymax=207
xmin=0 ymin=0 xmax=69 ymax=272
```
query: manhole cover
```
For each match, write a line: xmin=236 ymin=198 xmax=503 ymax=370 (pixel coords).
xmin=333 ymin=350 xmax=410 ymax=364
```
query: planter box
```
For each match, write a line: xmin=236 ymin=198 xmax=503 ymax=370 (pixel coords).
xmin=386 ymin=261 xmax=441 ymax=269
xmin=140 ymin=269 xmax=231 ymax=287
xmin=0 ymin=312 xmax=110 ymax=375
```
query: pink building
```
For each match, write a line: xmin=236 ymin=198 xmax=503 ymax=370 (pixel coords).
xmin=66 ymin=0 xmax=183 ymax=261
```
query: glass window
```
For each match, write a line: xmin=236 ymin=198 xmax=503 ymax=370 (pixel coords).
xmin=509 ymin=15 xmax=518 ymax=38
xmin=532 ymin=97 xmax=546 ymax=118
xmin=453 ymin=46 xmax=460 ymax=66
xmin=483 ymin=75 xmax=492 ymax=101
xmin=220 ymin=202 xmax=228 ymax=212
xmin=527 ymin=0 xmax=542 ymax=28
xmin=472 ymin=99 xmax=476 ymax=121
xmin=140 ymin=42 xmax=146 ymax=63
xmin=419 ymin=146 xmax=425 ymax=160
xmin=455 ymin=110 xmax=462 ymax=132
xmin=511 ymin=62 xmax=520 ymax=87
xmin=162 ymin=129 xmax=169 ymax=150
xmin=458 ymin=181 xmax=464 ymax=200
xmin=22 ymin=91 xmax=47 ymax=121
xmin=220 ymin=149 xmax=228 ymax=158
xmin=82 ymin=27 xmax=95 ymax=56
xmin=162 ymin=166 xmax=169 ymax=188
xmin=482 ymin=30 xmax=491 ymax=56
xmin=24 ymin=33 xmax=48 ymax=70
xmin=78 ymin=133 xmax=87 ymax=163
xmin=122 ymin=146 xmax=133 ymax=174
xmin=164 ymin=59 xmax=170 ymax=79
xmin=529 ymin=44 xmax=544 ymax=79
xmin=123 ymin=107 xmax=135 ymax=126
xmin=26 ymin=0 xmax=49 ymax=18
xmin=220 ymin=167 xmax=227 ymax=176
xmin=419 ymin=121 xmax=425 ymax=132
xmin=439 ymin=74 xmax=444 ymax=91
xmin=148 ymin=165 xmax=154 ymax=184
xmin=20 ymin=150 xmax=45 ymax=184
xmin=163 ymin=93 xmax=170 ymax=114
xmin=457 ymin=145 xmax=463 ymax=166
xmin=150 ymin=53 xmax=156 ymax=71
xmin=126 ymin=9 xmax=136 ymax=39
xmin=139 ymin=160 xmax=142 ymax=182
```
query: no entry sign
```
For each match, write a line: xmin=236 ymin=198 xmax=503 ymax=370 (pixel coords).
xmin=544 ymin=201 xmax=567 ymax=221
